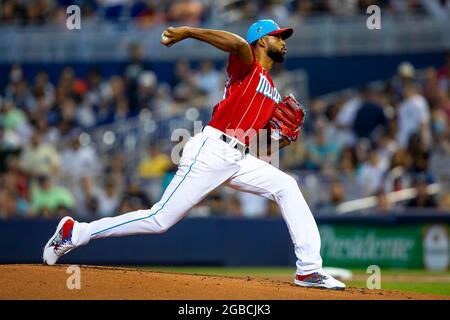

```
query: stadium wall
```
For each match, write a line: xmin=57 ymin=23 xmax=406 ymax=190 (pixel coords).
xmin=1 ymin=214 xmax=449 ymax=269
xmin=0 ymin=52 xmax=445 ymax=97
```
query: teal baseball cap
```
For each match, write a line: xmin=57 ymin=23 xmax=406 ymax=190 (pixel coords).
xmin=246 ymin=19 xmax=293 ymax=45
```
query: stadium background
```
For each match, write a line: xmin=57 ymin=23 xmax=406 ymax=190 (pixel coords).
xmin=0 ymin=0 xmax=450 ymax=294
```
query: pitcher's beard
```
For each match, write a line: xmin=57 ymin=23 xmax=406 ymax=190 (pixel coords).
xmin=267 ymin=47 xmax=285 ymax=63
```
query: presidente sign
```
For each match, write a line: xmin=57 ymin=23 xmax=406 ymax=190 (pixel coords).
xmin=319 ymin=224 xmax=424 ymax=268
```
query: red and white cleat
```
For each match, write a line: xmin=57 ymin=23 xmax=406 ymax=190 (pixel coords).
xmin=43 ymin=216 xmax=76 ymax=265
xmin=294 ymin=269 xmax=346 ymax=290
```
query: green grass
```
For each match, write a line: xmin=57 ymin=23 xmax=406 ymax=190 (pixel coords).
xmin=134 ymin=266 xmax=450 ymax=296
xmin=344 ymin=281 xmax=450 ymax=296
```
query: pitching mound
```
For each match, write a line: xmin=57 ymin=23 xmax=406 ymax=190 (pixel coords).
xmin=0 ymin=264 xmax=448 ymax=300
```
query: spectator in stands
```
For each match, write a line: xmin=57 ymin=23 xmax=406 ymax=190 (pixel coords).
xmin=19 ymin=131 xmax=60 ymax=177
xmin=95 ymin=76 xmax=126 ymax=125
xmin=132 ymin=0 xmax=164 ymax=28
xmin=302 ymin=98 xmax=328 ymax=135
xmin=138 ymin=144 xmax=171 ymax=179
xmin=171 ymin=60 xmax=208 ymax=109
xmin=75 ymin=69 xmax=101 ymax=129
xmin=102 ymin=96 xmax=134 ymax=123
xmin=280 ymin=140 xmax=307 ymax=171
xmin=352 ymin=87 xmax=387 ymax=142
xmin=337 ymin=146 xmax=358 ymax=179
xmin=259 ymin=0 xmax=289 ymax=22
xmin=437 ymin=51 xmax=450 ymax=91
xmin=0 ymin=157 xmax=29 ymax=218
xmin=167 ymin=0 xmax=205 ymax=25
xmin=56 ymin=97 xmax=79 ymax=135
xmin=405 ymin=175 xmax=437 ymax=208
xmin=152 ymin=83 xmax=176 ymax=119
xmin=435 ymin=88 xmax=450 ymax=124
xmin=317 ymin=180 xmax=346 ymax=211
xmin=304 ymin=128 xmax=341 ymax=171
xmin=290 ymin=0 xmax=314 ymax=21
xmin=390 ymin=61 xmax=416 ymax=104
xmin=220 ymin=0 xmax=258 ymax=24
xmin=397 ymin=82 xmax=431 ymax=148
xmin=171 ymin=59 xmax=192 ymax=88
xmin=375 ymin=189 xmax=392 ymax=213
xmin=422 ymin=67 xmax=440 ymax=108
xmin=3 ymin=154 xmax=28 ymax=199
xmin=122 ymin=42 xmax=152 ymax=113
xmin=118 ymin=180 xmax=152 ymax=214
xmin=30 ymin=174 xmax=75 ymax=218
xmin=77 ymin=175 xmax=99 ymax=217
xmin=6 ymin=76 xmax=34 ymax=112
xmin=59 ymin=131 xmax=102 ymax=216
xmin=60 ymin=131 xmax=101 ymax=179
xmin=56 ymin=67 xmax=86 ymax=104
xmin=85 ymin=68 xmax=105 ymax=110
xmin=389 ymin=0 xmax=426 ymax=15
xmin=431 ymin=108 xmax=448 ymax=141
xmin=375 ymin=189 xmax=394 ymax=213
xmin=137 ymin=71 xmax=158 ymax=111
xmin=92 ymin=177 xmax=121 ymax=217
xmin=389 ymin=148 xmax=413 ymax=189
xmin=429 ymin=128 xmax=450 ymax=178
xmin=137 ymin=144 xmax=171 ymax=201
xmin=104 ymin=152 xmax=127 ymax=191
xmin=356 ymin=149 xmax=389 ymax=196
xmin=33 ymin=70 xmax=55 ymax=107
xmin=335 ymin=93 xmax=362 ymax=147
xmin=194 ymin=60 xmax=223 ymax=107
xmin=407 ymin=133 xmax=431 ymax=174
xmin=328 ymin=0 xmax=359 ymax=15
xmin=0 ymin=188 xmax=18 ymax=219
xmin=1 ymin=0 xmax=26 ymax=24
xmin=0 ymin=97 xmax=32 ymax=151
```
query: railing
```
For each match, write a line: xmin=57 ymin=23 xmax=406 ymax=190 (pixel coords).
xmin=336 ymin=183 xmax=442 ymax=214
xmin=0 ymin=15 xmax=448 ymax=63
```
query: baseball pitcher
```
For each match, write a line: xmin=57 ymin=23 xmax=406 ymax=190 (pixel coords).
xmin=43 ymin=19 xmax=345 ymax=290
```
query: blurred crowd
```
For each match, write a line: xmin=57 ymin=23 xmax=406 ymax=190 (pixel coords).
xmin=282 ymin=58 xmax=450 ymax=213
xmin=1 ymin=40 xmax=450 ymax=219
xmin=0 ymin=42 xmax=225 ymax=219
xmin=2 ymin=0 xmax=450 ymax=26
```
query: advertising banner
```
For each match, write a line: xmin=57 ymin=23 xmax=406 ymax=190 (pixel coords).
xmin=319 ymin=223 xmax=449 ymax=269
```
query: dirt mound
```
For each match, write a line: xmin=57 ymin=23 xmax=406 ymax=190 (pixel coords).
xmin=0 ymin=264 xmax=448 ymax=300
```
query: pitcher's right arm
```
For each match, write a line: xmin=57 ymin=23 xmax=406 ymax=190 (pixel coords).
xmin=160 ymin=26 xmax=253 ymax=64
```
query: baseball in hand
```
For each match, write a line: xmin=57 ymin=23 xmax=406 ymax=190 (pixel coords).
xmin=161 ymin=31 xmax=170 ymax=44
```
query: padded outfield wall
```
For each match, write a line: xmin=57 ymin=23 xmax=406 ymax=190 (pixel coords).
xmin=1 ymin=214 xmax=449 ymax=270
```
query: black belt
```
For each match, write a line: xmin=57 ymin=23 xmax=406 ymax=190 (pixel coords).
xmin=220 ymin=134 xmax=249 ymax=155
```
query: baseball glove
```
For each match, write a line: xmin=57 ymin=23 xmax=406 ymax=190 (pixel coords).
xmin=268 ymin=94 xmax=306 ymax=143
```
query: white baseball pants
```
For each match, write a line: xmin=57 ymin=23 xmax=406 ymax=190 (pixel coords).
xmin=72 ymin=126 xmax=322 ymax=275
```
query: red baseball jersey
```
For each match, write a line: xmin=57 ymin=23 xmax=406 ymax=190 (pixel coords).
xmin=208 ymin=48 xmax=281 ymax=145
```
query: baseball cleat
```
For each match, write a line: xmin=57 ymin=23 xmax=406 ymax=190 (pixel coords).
xmin=294 ymin=269 xmax=346 ymax=290
xmin=43 ymin=216 xmax=76 ymax=265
